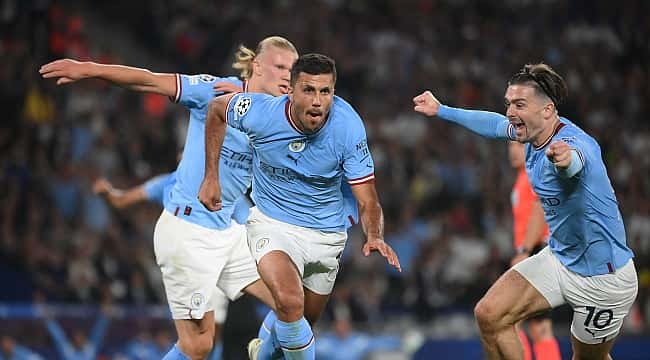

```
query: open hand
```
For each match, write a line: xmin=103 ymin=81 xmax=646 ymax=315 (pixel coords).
xmin=39 ymin=59 xmax=90 ymax=85
xmin=362 ymin=238 xmax=401 ymax=272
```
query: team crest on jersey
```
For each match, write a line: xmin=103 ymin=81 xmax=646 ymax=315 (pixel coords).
xmin=288 ymin=140 xmax=306 ymax=152
xmin=190 ymin=292 xmax=205 ymax=309
xmin=235 ymin=96 xmax=252 ymax=117
xmin=199 ymin=74 xmax=217 ymax=83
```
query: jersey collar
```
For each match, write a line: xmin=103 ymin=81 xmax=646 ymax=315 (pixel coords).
xmin=534 ymin=121 xmax=565 ymax=150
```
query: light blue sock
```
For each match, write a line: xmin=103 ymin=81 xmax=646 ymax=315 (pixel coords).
xmin=162 ymin=343 xmax=191 ymax=360
xmin=275 ymin=317 xmax=315 ymax=360
xmin=206 ymin=341 xmax=222 ymax=360
xmin=258 ymin=328 xmax=283 ymax=359
xmin=258 ymin=311 xmax=283 ymax=359
xmin=259 ymin=310 xmax=278 ymax=340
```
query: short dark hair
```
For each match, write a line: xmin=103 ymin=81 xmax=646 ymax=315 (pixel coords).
xmin=509 ymin=63 xmax=568 ymax=107
xmin=290 ymin=53 xmax=337 ymax=87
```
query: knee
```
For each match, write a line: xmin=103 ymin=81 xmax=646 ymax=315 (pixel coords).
xmin=274 ymin=289 xmax=304 ymax=320
xmin=179 ymin=334 xmax=214 ymax=359
xmin=474 ymin=298 xmax=506 ymax=331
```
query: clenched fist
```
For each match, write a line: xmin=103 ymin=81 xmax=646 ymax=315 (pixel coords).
xmin=413 ymin=91 xmax=441 ymax=117
xmin=545 ymin=141 xmax=572 ymax=169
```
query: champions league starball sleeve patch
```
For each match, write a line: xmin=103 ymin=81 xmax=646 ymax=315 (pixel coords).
xmin=234 ymin=96 xmax=252 ymax=117
xmin=226 ymin=94 xmax=253 ymax=130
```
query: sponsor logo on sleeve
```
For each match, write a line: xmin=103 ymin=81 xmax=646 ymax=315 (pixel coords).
xmin=355 ymin=139 xmax=369 ymax=156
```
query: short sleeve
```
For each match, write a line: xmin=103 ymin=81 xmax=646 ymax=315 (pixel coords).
xmin=143 ymin=173 xmax=173 ymax=205
xmin=225 ymin=93 xmax=274 ymax=135
xmin=173 ymin=74 xmax=224 ymax=109
xmin=343 ymin=116 xmax=375 ymax=185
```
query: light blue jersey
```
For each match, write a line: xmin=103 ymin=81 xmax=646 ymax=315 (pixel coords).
xmin=341 ymin=182 xmax=359 ymax=229
xmin=164 ymin=74 xmax=253 ymax=229
xmin=144 ymin=171 xmax=251 ymax=224
xmin=437 ymin=105 xmax=634 ymax=276
xmin=226 ymin=94 xmax=374 ymax=231
xmin=231 ymin=195 xmax=253 ymax=225
xmin=144 ymin=171 xmax=176 ymax=205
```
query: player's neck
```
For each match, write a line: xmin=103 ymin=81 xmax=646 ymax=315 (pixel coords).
xmin=247 ymin=78 xmax=262 ymax=93
xmin=532 ymin=116 xmax=560 ymax=148
xmin=289 ymin=104 xmax=307 ymax=133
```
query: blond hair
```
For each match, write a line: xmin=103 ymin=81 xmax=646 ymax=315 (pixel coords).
xmin=232 ymin=36 xmax=298 ymax=80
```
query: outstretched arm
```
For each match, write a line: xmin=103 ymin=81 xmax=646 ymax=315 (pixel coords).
xmin=350 ymin=182 xmax=401 ymax=272
xmin=198 ymin=94 xmax=235 ymax=211
xmin=88 ymin=311 xmax=110 ymax=355
xmin=40 ymin=59 xmax=176 ymax=96
xmin=93 ymin=178 xmax=148 ymax=209
xmin=45 ymin=318 xmax=72 ymax=358
xmin=413 ymin=91 xmax=513 ymax=139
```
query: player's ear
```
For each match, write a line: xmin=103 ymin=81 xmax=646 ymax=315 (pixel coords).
xmin=252 ymin=59 xmax=263 ymax=76
xmin=543 ymin=102 xmax=555 ymax=119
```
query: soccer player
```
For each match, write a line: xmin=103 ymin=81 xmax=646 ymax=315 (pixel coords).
xmin=92 ymin=173 xmax=249 ymax=360
xmin=508 ymin=141 xmax=561 ymax=360
xmin=252 ymin=182 xmax=360 ymax=359
xmin=199 ymin=53 xmax=401 ymax=360
xmin=413 ymin=63 xmax=638 ymax=359
xmin=40 ymin=36 xmax=299 ymax=360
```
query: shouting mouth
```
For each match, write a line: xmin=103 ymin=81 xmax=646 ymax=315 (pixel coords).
xmin=307 ymin=110 xmax=322 ymax=120
xmin=511 ymin=120 xmax=526 ymax=131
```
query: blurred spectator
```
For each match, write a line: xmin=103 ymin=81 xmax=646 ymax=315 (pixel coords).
xmin=0 ymin=335 xmax=44 ymax=360
xmin=43 ymin=306 xmax=110 ymax=360
xmin=316 ymin=316 xmax=401 ymax=360
xmin=113 ymin=328 xmax=173 ymax=360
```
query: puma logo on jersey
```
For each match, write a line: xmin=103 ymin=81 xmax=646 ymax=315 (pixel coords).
xmin=287 ymin=154 xmax=300 ymax=165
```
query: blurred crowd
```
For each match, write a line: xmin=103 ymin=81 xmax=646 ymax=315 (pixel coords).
xmin=1 ymin=0 xmax=649 ymax=354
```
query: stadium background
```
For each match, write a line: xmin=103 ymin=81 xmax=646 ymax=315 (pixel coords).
xmin=1 ymin=0 xmax=648 ymax=358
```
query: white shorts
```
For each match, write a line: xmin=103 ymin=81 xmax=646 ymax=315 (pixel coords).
xmin=212 ymin=288 xmax=229 ymax=324
xmin=513 ymin=246 xmax=638 ymax=344
xmin=246 ymin=207 xmax=347 ymax=295
xmin=153 ymin=210 xmax=259 ymax=320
